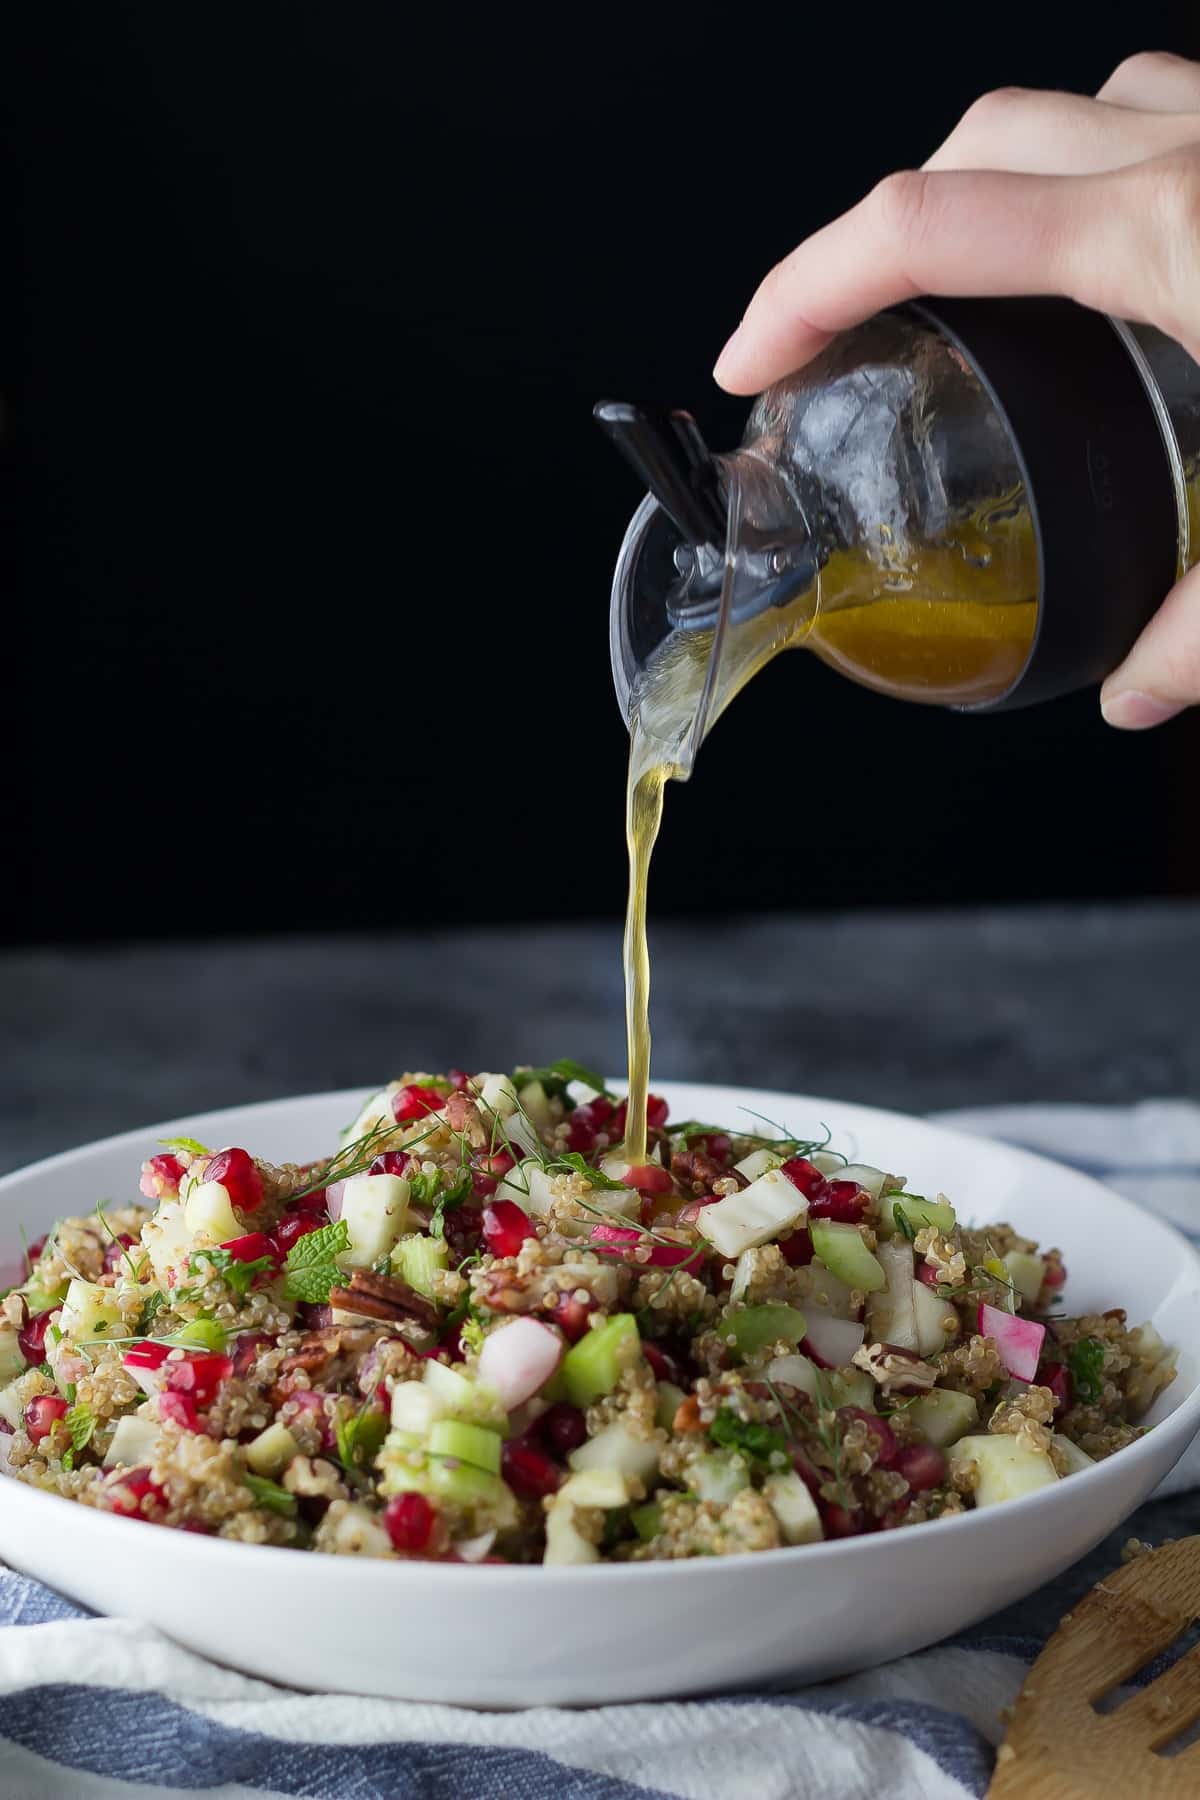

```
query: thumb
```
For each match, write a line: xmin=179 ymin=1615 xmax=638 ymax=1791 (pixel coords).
xmin=1100 ymin=560 xmax=1200 ymax=728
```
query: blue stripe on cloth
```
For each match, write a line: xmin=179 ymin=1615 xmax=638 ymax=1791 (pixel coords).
xmin=0 ymin=1684 xmax=680 ymax=1800
xmin=0 ymin=1572 xmax=91 ymax=1628
xmin=720 ymin=1689 xmax=994 ymax=1799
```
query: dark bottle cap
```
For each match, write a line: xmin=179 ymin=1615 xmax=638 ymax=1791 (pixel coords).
xmin=901 ymin=297 xmax=1179 ymax=713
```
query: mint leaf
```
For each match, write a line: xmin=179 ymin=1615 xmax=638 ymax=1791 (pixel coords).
xmin=709 ymin=1406 xmax=788 ymax=1464
xmin=428 ymin=1170 xmax=472 ymax=1240
xmin=158 ymin=1136 xmax=211 ymax=1157
xmin=1067 ymin=1337 xmax=1106 ymax=1406
xmin=65 ymin=1402 xmax=97 ymax=1457
xmin=244 ymin=1473 xmax=298 ymax=1517
xmin=136 ymin=1291 xmax=166 ymax=1336
xmin=189 ymin=1247 xmax=274 ymax=1300
xmin=283 ymin=1219 xmax=351 ymax=1304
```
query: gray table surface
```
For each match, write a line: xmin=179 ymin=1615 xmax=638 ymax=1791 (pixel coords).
xmin=4 ymin=902 xmax=1199 ymax=1663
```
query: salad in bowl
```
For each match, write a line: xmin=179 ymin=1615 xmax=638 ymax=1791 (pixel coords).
xmin=0 ymin=1063 xmax=1177 ymax=1566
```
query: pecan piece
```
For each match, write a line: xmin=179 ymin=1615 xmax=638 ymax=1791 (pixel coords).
xmin=670 ymin=1149 xmax=725 ymax=1197
xmin=328 ymin=1268 xmax=440 ymax=1330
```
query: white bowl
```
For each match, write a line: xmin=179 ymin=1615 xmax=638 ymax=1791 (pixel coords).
xmin=1 ymin=1080 xmax=1197 ymax=1707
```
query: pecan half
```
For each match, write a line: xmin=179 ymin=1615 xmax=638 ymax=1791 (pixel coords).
xmin=327 ymin=1268 xmax=441 ymax=1330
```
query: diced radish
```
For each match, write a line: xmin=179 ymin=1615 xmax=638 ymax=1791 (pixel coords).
xmin=325 ymin=1179 xmax=347 ymax=1221
xmin=477 ymin=1317 xmax=563 ymax=1409
xmin=978 ymin=1303 xmax=1045 ymax=1382
xmin=801 ymin=1314 xmax=865 ymax=1369
xmin=588 ymin=1224 xmax=698 ymax=1270
xmin=158 ymin=1390 xmax=203 ymax=1432
xmin=123 ymin=1340 xmax=173 ymax=1396
xmin=140 ymin=1153 xmax=186 ymax=1200
xmin=164 ymin=1351 xmax=232 ymax=1408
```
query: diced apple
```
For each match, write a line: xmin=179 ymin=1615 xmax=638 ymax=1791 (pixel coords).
xmin=516 ymin=1080 xmax=554 ymax=1133
xmin=143 ymin=1201 xmax=194 ymax=1286
xmin=1002 ymin=1252 xmax=1046 ymax=1306
xmin=420 ymin=1360 xmax=508 ymax=1431
xmin=338 ymin=1173 xmax=410 ymax=1268
xmin=763 ymin=1469 xmax=823 ymax=1545
xmin=58 ymin=1278 xmax=124 ymax=1344
xmin=103 ymin=1414 xmax=163 ymax=1470
xmin=809 ymin=1220 xmax=885 ymax=1293
xmin=695 ymin=1169 xmax=807 ymax=1259
xmin=947 ymin=1434 xmax=1059 ymax=1507
xmin=690 ymin=1452 xmax=750 ymax=1505
xmin=765 ymin=1353 xmax=821 ymax=1399
xmin=827 ymin=1368 xmax=875 ymax=1409
xmin=912 ymin=1279 xmax=959 ymax=1357
xmin=495 ymin=1160 xmax=562 ymax=1219
xmin=183 ymin=1180 xmax=242 ymax=1243
xmin=864 ymin=1238 xmax=916 ymax=1342
xmin=338 ymin=1088 xmax=392 ymax=1148
xmin=1052 ymin=1434 xmax=1095 ymax=1477
xmin=568 ymin=1420 xmax=661 ymax=1484
xmin=907 ymin=1388 xmax=978 ymax=1447
xmin=244 ymin=1421 xmax=300 ymax=1477
xmin=558 ymin=1468 xmax=630 ymax=1510
xmin=805 ymin=1262 xmax=857 ymax=1317
xmin=544 ymin=1504 xmax=601 ymax=1565
xmin=733 ymin=1148 xmax=783 ymax=1182
xmin=834 ymin=1163 xmax=888 ymax=1200
xmin=391 ymin=1380 xmax=443 ymax=1437
xmin=478 ymin=1073 xmax=519 ymax=1118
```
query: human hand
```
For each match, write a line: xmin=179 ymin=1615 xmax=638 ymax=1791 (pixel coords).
xmin=713 ymin=52 xmax=1200 ymax=728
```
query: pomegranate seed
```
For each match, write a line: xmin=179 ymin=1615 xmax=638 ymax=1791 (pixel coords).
xmin=442 ymin=1203 xmax=483 ymax=1260
xmin=481 ymin=1199 xmax=534 ymax=1258
xmin=621 ymin=1164 xmax=673 ymax=1196
xmin=139 ymin=1153 xmax=185 ymax=1200
xmin=539 ymin=1402 xmax=588 ymax=1458
xmin=809 ymin=1180 xmax=869 ymax=1225
xmin=1039 ymin=1361 xmax=1072 ymax=1416
xmin=231 ymin=1331 xmax=273 ymax=1378
xmin=24 ymin=1394 xmax=68 ymax=1443
xmin=164 ymin=1352 xmax=233 ymax=1408
xmin=839 ymin=1406 xmax=897 ymax=1469
xmin=471 ymin=1149 xmax=516 ymax=1200
xmin=123 ymin=1341 xmax=173 ymax=1372
xmin=269 ymin=1213 xmax=325 ymax=1259
xmin=25 ymin=1234 xmax=46 ymax=1271
xmin=542 ymin=1289 xmax=595 ymax=1342
xmin=158 ymin=1390 xmax=203 ymax=1432
xmin=390 ymin=1085 xmax=446 ymax=1123
xmin=18 ymin=1310 xmax=54 ymax=1365
xmin=103 ymin=1232 xmax=138 ymax=1273
xmin=220 ymin=1231 xmax=276 ymax=1266
xmin=563 ymin=1115 xmax=598 ymax=1153
xmin=821 ymin=1502 xmax=866 ymax=1538
xmin=384 ymin=1490 xmax=437 ymax=1553
xmin=105 ymin=1466 xmax=167 ymax=1518
xmin=1043 ymin=1261 xmax=1067 ymax=1290
xmin=366 ymin=1151 xmax=411 ymax=1179
xmin=779 ymin=1227 xmax=815 ymax=1267
xmin=448 ymin=1068 xmax=472 ymax=1092
xmin=203 ymin=1147 xmax=264 ymax=1215
xmin=895 ymin=1443 xmax=946 ymax=1492
xmin=915 ymin=1260 xmax=941 ymax=1287
xmin=642 ymin=1340 xmax=685 ymax=1386
xmin=287 ymin=1186 xmax=330 ymax=1215
xmin=780 ymin=1157 xmax=829 ymax=1200
xmin=502 ymin=1436 xmax=561 ymax=1500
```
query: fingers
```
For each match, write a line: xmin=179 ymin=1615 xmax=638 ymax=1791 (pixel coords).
xmin=714 ymin=155 xmax=1198 ymax=395
xmin=923 ymin=85 xmax=1200 ymax=177
xmin=1098 ymin=50 xmax=1200 ymax=112
xmin=1101 ymin=562 xmax=1200 ymax=728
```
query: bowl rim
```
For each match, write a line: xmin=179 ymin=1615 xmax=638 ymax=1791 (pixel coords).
xmin=3 ymin=1078 xmax=1198 ymax=1588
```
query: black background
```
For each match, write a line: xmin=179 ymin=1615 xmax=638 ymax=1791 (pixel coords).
xmin=5 ymin=4 xmax=1198 ymax=946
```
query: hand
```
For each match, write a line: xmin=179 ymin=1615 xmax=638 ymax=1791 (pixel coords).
xmin=713 ymin=53 xmax=1200 ymax=729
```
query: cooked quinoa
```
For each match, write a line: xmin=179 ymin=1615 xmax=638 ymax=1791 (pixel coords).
xmin=0 ymin=1066 xmax=1177 ymax=1563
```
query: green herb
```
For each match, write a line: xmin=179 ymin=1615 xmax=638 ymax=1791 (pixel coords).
xmin=286 ymin=1117 xmax=440 ymax=1209
xmin=37 ymin=1360 xmax=54 ymax=1380
xmin=95 ymin=1201 xmax=147 ymax=1282
xmin=733 ymin=1111 xmax=844 ymax=1162
xmin=709 ymin=1406 xmax=788 ymax=1464
xmin=1067 ymin=1336 xmax=1106 ymax=1406
xmin=64 ymin=1382 xmax=77 ymax=1405
xmin=187 ymin=1247 xmax=275 ymax=1300
xmin=894 ymin=1208 xmax=917 ymax=1243
xmin=65 ymin=1402 xmax=97 ymax=1457
xmin=282 ymin=1219 xmax=351 ymax=1304
xmin=429 ymin=1169 xmax=472 ymax=1240
xmin=515 ymin=1059 xmax=612 ymax=1104
xmin=548 ymin=1152 xmax=628 ymax=1193
xmin=335 ymin=1403 xmax=389 ymax=1478
xmin=159 ymin=1136 xmax=211 ymax=1157
xmin=136 ymin=1291 xmax=166 ymax=1335
xmin=244 ymin=1473 xmax=298 ymax=1517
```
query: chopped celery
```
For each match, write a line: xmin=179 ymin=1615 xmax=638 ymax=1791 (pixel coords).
xmin=631 ymin=1501 xmax=662 ymax=1542
xmin=428 ymin=1418 xmax=503 ymax=1475
xmin=878 ymin=1194 xmax=956 ymax=1239
xmin=807 ymin=1221 xmax=885 ymax=1293
xmin=165 ymin=1317 xmax=228 ymax=1353
xmin=724 ymin=1304 xmax=807 ymax=1358
xmin=561 ymin=1314 xmax=641 ymax=1407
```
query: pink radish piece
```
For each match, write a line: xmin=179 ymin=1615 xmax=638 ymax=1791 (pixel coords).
xmin=588 ymin=1224 xmax=698 ymax=1269
xmin=477 ymin=1317 xmax=563 ymax=1409
xmin=325 ymin=1179 xmax=347 ymax=1221
xmin=801 ymin=1314 xmax=866 ymax=1370
xmin=978 ymin=1303 xmax=1045 ymax=1382
xmin=123 ymin=1340 xmax=173 ymax=1397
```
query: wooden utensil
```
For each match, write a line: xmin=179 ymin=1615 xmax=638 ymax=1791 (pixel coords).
xmin=989 ymin=1536 xmax=1200 ymax=1797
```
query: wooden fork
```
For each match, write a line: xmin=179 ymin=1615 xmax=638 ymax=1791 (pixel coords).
xmin=989 ymin=1536 xmax=1200 ymax=1797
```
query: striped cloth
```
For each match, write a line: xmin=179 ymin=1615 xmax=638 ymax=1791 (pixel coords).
xmin=2 ymin=1102 xmax=1198 ymax=1800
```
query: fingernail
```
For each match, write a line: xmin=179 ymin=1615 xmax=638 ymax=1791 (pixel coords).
xmin=713 ymin=324 xmax=744 ymax=384
xmin=1099 ymin=688 xmax=1183 ymax=730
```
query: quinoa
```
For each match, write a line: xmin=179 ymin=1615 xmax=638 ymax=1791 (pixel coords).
xmin=0 ymin=1066 xmax=1171 ymax=1564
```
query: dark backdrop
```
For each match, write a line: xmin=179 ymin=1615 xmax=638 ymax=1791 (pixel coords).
xmin=5 ymin=3 xmax=1198 ymax=946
